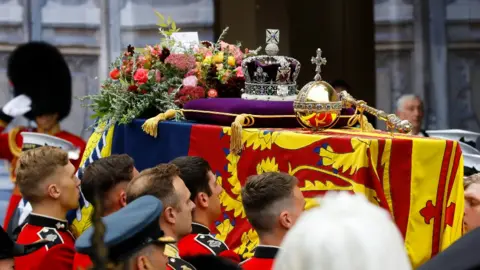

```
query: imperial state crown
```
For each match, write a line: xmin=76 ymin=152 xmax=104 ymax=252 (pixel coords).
xmin=241 ymin=29 xmax=301 ymax=101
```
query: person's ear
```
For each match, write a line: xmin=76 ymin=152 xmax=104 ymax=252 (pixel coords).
xmin=196 ymin=192 xmax=209 ymax=208
xmin=47 ymin=184 xmax=61 ymax=199
xmin=119 ymin=190 xmax=127 ymax=208
xmin=279 ymin=210 xmax=293 ymax=230
xmin=136 ymin=255 xmax=154 ymax=269
xmin=164 ymin=207 xmax=176 ymax=225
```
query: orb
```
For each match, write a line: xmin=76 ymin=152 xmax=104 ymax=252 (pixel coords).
xmin=293 ymin=80 xmax=343 ymax=130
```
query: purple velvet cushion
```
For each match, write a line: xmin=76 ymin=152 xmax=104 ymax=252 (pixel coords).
xmin=183 ymin=98 xmax=356 ymax=128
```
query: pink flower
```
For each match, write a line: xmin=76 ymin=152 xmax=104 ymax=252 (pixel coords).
xmin=185 ymin=69 xmax=198 ymax=77
xmin=182 ymin=75 xmax=198 ymax=87
xmin=234 ymin=66 xmax=244 ymax=78
xmin=197 ymin=47 xmax=213 ymax=57
xmin=133 ymin=68 xmax=149 ymax=85
xmin=220 ymin=41 xmax=229 ymax=51
xmin=233 ymin=48 xmax=244 ymax=65
xmin=165 ymin=54 xmax=196 ymax=71
xmin=137 ymin=55 xmax=146 ymax=66
xmin=155 ymin=70 xmax=162 ymax=82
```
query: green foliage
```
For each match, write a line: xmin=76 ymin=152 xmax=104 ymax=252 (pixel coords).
xmin=79 ymin=71 xmax=183 ymax=129
xmin=155 ymin=11 xmax=181 ymax=37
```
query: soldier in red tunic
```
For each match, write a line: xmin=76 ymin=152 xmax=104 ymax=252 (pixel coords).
xmin=171 ymin=156 xmax=240 ymax=262
xmin=0 ymin=42 xmax=86 ymax=231
xmin=13 ymin=144 xmax=80 ymax=270
xmin=126 ymin=163 xmax=197 ymax=270
xmin=239 ymin=173 xmax=305 ymax=270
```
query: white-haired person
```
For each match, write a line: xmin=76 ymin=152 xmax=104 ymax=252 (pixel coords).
xmin=273 ymin=192 xmax=412 ymax=270
xmin=396 ymin=94 xmax=426 ymax=136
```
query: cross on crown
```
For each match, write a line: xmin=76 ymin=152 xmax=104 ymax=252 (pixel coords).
xmin=266 ymin=29 xmax=280 ymax=44
xmin=311 ymin=48 xmax=327 ymax=81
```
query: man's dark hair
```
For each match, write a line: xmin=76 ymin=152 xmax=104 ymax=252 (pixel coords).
xmin=170 ymin=156 xmax=212 ymax=201
xmin=241 ymin=172 xmax=298 ymax=235
xmin=126 ymin=163 xmax=180 ymax=208
xmin=81 ymin=154 xmax=135 ymax=204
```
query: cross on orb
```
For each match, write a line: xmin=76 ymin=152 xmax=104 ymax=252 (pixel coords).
xmin=311 ymin=48 xmax=327 ymax=81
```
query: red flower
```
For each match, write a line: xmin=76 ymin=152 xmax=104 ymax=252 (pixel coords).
xmin=110 ymin=68 xmax=120 ymax=80
xmin=128 ymin=85 xmax=138 ymax=92
xmin=207 ymin=89 xmax=218 ymax=98
xmin=133 ymin=68 xmax=149 ymax=85
xmin=175 ymin=86 xmax=206 ymax=106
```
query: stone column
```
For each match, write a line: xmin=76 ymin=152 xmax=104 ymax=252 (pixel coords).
xmin=23 ymin=0 xmax=43 ymax=41
xmin=428 ymin=0 xmax=449 ymax=129
xmin=99 ymin=0 xmax=122 ymax=83
xmin=412 ymin=0 xmax=430 ymax=101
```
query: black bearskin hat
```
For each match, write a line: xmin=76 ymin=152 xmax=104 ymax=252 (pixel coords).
xmin=7 ymin=41 xmax=72 ymax=121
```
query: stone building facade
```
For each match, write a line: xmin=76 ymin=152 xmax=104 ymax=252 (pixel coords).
xmin=0 ymin=0 xmax=478 ymax=135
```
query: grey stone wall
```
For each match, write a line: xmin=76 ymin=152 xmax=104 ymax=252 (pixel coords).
xmin=375 ymin=0 xmax=480 ymax=131
xmin=0 ymin=0 xmax=214 ymax=140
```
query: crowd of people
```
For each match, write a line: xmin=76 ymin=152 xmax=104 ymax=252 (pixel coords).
xmin=0 ymin=145 xmax=407 ymax=270
xmin=0 ymin=142 xmax=479 ymax=270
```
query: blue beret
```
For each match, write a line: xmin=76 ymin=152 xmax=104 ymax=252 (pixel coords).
xmin=75 ymin=195 xmax=175 ymax=262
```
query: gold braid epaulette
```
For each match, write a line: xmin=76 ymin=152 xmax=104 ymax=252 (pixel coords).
xmin=8 ymin=126 xmax=23 ymax=157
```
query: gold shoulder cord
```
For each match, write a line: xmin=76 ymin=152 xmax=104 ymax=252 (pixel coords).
xmin=8 ymin=127 xmax=23 ymax=157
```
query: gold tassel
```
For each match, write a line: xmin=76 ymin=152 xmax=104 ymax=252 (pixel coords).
xmin=230 ymin=114 xmax=255 ymax=155
xmin=142 ymin=109 xmax=177 ymax=137
xmin=361 ymin=115 xmax=375 ymax=132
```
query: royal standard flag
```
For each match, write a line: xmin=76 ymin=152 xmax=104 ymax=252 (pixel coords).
xmin=70 ymin=120 xmax=464 ymax=268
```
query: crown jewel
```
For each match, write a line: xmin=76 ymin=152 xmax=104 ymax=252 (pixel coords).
xmin=241 ymin=29 xmax=301 ymax=101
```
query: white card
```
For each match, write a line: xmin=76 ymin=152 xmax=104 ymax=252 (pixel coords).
xmin=171 ymin=32 xmax=199 ymax=46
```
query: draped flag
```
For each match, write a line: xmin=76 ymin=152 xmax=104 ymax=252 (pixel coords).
xmin=70 ymin=120 xmax=464 ymax=268
xmin=68 ymin=122 xmax=115 ymax=237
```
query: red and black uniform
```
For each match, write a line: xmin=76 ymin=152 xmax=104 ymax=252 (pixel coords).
xmin=240 ymin=245 xmax=279 ymax=270
xmin=35 ymin=244 xmax=75 ymax=270
xmin=0 ymin=123 xmax=85 ymax=229
xmin=178 ymin=222 xmax=240 ymax=262
xmin=1 ymin=41 xmax=86 ymax=230
xmin=14 ymin=213 xmax=75 ymax=270
xmin=72 ymin=252 xmax=92 ymax=270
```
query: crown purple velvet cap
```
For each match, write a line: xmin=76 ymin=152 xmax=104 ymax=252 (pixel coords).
xmin=183 ymin=98 xmax=355 ymax=128
xmin=243 ymin=57 xmax=300 ymax=84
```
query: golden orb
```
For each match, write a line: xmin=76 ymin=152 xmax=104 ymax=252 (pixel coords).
xmin=293 ymin=80 xmax=343 ymax=130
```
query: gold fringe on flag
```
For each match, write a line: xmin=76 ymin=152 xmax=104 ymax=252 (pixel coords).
xmin=141 ymin=109 xmax=374 ymax=154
